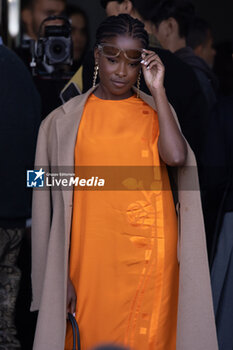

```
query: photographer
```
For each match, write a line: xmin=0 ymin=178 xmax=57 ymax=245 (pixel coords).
xmin=17 ymin=0 xmax=74 ymax=119
xmin=20 ymin=0 xmax=66 ymax=71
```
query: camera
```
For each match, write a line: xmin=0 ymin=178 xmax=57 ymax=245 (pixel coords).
xmin=30 ymin=16 xmax=73 ymax=71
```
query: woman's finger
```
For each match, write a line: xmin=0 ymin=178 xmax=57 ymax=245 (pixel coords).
xmin=141 ymin=53 xmax=154 ymax=63
xmin=142 ymin=49 xmax=155 ymax=55
xmin=141 ymin=57 xmax=156 ymax=69
xmin=141 ymin=54 xmax=163 ymax=66
xmin=141 ymin=57 xmax=164 ymax=71
xmin=142 ymin=51 xmax=163 ymax=64
xmin=144 ymin=61 xmax=161 ymax=71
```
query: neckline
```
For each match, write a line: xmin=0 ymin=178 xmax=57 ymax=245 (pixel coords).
xmin=90 ymin=93 xmax=139 ymax=102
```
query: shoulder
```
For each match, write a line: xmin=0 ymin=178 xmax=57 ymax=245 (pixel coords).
xmin=137 ymin=90 xmax=156 ymax=110
xmin=0 ymin=45 xmax=40 ymax=97
xmin=40 ymin=105 xmax=65 ymax=131
xmin=138 ymin=89 xmax=176 ymax=120
xmin=0 ymin=45 xmax=28 ymax=73
xmin=40 ymin=87 xmax=96 ymax=132
xmin=0 ymin=45 xmax=15 ymax=61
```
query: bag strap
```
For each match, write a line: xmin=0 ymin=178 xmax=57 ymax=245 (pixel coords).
xmin=68 ymin=313 xmax=81 ymax=350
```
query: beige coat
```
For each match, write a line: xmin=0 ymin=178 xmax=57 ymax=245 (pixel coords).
xmin=31 ymin=86 xmax=218 ymax=350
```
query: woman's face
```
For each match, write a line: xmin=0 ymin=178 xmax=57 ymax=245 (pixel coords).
xmin=94 ymin=35 xmax=143 ymax=100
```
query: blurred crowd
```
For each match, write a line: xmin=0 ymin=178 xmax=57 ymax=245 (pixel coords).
xmin=0 ymin=0 xmax=232 ymax=349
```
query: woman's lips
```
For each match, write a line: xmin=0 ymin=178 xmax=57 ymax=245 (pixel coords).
xmin=111 ymin=80 xmax=127 ymax=88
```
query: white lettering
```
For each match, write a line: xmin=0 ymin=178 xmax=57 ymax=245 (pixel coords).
xmin=69 ymin=177 xmax=79 ymax=186
xmin=46 ymin=177 xmax=52 ymax=186
xmin=79 ymin=179 xmax=86 ymax=186
xmin=55 ymin=178 xmax=62 ymax=186
xmin=86 ymin=177 xmax=94 ymax=186
xmin=45 ymin=176 xmax=105 ymax=188
xmin=62 ymin=179 xmax=68 ymax=186
xmin=98 ymin=179 xmax=105 ymax=186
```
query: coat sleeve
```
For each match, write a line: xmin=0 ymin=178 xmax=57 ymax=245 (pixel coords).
xmin=31 ymin=124 xmax=51 ymax=311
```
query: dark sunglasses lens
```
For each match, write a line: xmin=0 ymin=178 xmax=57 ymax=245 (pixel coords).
xmin=102 ymin=46 xmax=119 ymax=57
xmin=126 ymin=49 xmax=142 ymax=60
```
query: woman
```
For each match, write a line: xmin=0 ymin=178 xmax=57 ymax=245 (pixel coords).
xmin=31 ymin=14 xmax=218 ymax=350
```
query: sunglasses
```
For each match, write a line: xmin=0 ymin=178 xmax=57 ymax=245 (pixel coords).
xmin=98 ymin=44 xmax=143 ymax=62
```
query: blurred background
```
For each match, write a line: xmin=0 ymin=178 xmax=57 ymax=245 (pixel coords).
xmin=1 ymin=0 xmax=232 ymax=48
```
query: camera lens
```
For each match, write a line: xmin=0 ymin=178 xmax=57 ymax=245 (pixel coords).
xmin=53 ymin=44 xmax=63 ymax=55
xmin=45 ymin=37 xmax=70 ymax=64
xmin=49 ymin=39 xmax=66 ymax=59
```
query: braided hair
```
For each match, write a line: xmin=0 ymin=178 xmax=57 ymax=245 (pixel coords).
xmin=95 ymin=14 xmax=149 ymax=49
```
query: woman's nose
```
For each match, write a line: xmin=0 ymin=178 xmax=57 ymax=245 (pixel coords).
xmin=115 ymin=61 xmax=127 ymax=77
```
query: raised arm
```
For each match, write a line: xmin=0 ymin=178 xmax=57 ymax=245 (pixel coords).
xmin=141 ymin=49 xmax=187 ymax=166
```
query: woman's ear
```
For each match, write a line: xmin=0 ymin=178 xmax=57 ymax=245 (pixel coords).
xmin=167 ymin=17 xmax=178 ymax=37
xmin=122 ymin=0 xmax=133 ymax=14
xmin=94 ymin=47 xmax=100 ymax=64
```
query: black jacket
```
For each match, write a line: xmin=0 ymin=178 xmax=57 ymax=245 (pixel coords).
xmin=0 ymin=44 xmax=41 ymax=227
xmin=175 ymin=46 xmax=218 ymax=114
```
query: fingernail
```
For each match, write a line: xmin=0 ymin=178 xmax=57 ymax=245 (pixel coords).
xmin=73 ymin=312 xmax=76 ymax=317
xmin=147 ymin=66 xmax=150 ymax=70
xmin=144 ymin=61 xmax=148 ymax=65
xmin=141 ymin=60 xmax=144 ymax=63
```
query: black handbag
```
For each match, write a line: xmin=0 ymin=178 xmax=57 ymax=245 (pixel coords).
xmin=68 ymin=313 xmax=81 ymax=350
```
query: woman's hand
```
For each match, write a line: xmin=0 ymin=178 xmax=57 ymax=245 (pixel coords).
xmin=67 ymin=276 xmax=77 ymax=316
xmin=141 ymin=49 xmax=165 ymax=92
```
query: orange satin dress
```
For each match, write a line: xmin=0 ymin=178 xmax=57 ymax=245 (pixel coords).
xmin=65 ymin=94 xmax=179 ymax=350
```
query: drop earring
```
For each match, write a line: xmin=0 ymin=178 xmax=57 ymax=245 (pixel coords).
xmin=93 ymin=63 xmax=99 ymax=88
xmin=137 ymin=70 xmax=141 ymax=98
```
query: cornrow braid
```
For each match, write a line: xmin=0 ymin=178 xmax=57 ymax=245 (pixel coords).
xmin=95 ymin=14 xmax=149 ymax=49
